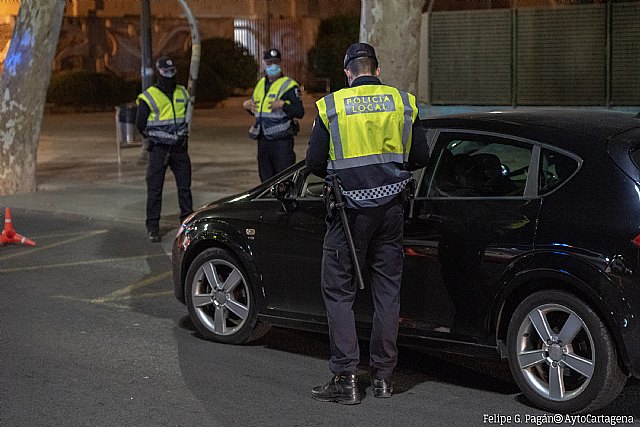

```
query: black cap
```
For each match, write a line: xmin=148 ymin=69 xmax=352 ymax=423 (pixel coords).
xmin=343 ymin=43 xmax=377 ymax=68
xmin=156 ymin=56 xmax=177 ymax=78
xmin=263 ymin=48 xmax=281 ymax=60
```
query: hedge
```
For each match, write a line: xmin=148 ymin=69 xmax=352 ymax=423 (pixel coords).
xmin=47 ymin=71 xmax=139 ymax=107
xmin=308 ymin=16 xmax=360 ymax=92
xmin=47 ymin=38 xmax=258 ymax=107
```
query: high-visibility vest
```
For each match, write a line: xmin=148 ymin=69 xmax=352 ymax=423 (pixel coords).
xmin=249 ymin=76 xmax=298 ymax=140
xmin=137 ymin=85 xmax=189 ymax=145
xmin=316 ymin=84 xmax=419 ymax=208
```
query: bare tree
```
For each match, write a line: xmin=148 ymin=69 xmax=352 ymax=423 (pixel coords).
xmin=0 ymin=1 xmax=65 ymax=195
xmin=360 ymin=0 xmax=426 ymax=93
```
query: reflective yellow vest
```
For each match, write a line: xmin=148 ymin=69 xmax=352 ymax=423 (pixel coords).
xmin=316 ymin=84 xmax=419 ymax=207
xmin=249 ymin=76 xmax=299 ymax=140
xmin=137 ymin=85 xmax=189 ymax=145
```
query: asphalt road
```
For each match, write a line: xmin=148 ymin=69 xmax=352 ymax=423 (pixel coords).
xmin=1 ymin=208 xmax=639 ymax=427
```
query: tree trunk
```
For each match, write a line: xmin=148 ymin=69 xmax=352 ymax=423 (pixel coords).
xmin=0 ymin=1 xmax=65 ymax=195
xmin=360 ymin=0 xmax=426 ymax=93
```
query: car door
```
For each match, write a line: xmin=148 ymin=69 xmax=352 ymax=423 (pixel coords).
xmin=402 ymin=130 xmax=541 ymax=341
xmin=257 ymin=168 xmax=328 ymax=320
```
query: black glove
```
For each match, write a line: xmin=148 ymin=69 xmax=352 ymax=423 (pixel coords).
xmin=145 ymin=140 xmax=154 ymax=152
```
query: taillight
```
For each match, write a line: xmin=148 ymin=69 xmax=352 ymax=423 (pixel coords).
xmin=632 ymin=234 xmax=640 ymax=248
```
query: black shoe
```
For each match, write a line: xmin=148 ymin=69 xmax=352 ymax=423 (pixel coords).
xmin=311 ymin=374 xmax=361 ymax=405
xmin=371 ymin=378 xmax=393 ymax=398
xmin=148 ymin=231 xmax=161 ymax=243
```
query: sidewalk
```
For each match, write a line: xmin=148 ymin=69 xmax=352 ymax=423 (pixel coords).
xmin=5 ymin=95 xmax=632 ymax=228
xmin=0 ymin=95 xmax=318 ymax=228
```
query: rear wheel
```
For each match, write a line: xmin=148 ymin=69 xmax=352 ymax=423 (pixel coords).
xmin=185 ymin=248 xmax=270 ymax=344
xmin=506 ymin=290 xmax=627 ymax=413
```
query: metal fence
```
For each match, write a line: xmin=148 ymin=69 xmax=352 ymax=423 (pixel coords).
xmin=427 ymin=2 xmax=640 ymax=106
xmin=234 ymin=18 xmax=309 ymax=88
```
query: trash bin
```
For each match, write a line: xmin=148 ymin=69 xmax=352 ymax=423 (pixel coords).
xmin=115 ymin=104 xmax=140 ymax=147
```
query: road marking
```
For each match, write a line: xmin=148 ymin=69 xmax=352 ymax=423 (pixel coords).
xmin=88 ymin=271 xmax=172 ymax=304
xmin=0 ymin=253 xmax=167 ymax=273
xmin=29 ymin=230 xmax=107 ymax=239
xmin=0 ymin=229 xmax=109 ymax=261
xmin=53 ymin=271 xmax=173 ymax=309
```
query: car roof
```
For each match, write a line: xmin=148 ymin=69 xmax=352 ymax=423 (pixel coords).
xmin=422 ymin=109 xmax=640 ymax=146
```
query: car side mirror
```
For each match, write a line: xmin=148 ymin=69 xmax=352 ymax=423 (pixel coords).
xmin=271 ymin=180 xmax=297 ymax=212
xmin=272 ymin=180 xmax=294 ymax=199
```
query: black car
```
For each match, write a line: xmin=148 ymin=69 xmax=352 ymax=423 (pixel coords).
xmin=172 ymin=109 xmax=640 ymax=413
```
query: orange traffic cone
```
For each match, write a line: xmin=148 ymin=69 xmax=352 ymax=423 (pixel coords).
xmin=0 ymin=207 xmax=36 ymax=246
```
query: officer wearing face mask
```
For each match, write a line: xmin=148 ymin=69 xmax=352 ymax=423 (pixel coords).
xmin=136 ymin=56 xmax=193 ymax=243
xmin=243 ymin=48 xmax=304 ymax=182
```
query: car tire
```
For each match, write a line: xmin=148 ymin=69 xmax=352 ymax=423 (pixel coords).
xmin=185 ymin=248 xmax=270 ymax=344
xmin=506 ymin=290 xmax=627 ymax=413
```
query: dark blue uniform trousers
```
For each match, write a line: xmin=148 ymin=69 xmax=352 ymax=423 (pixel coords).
xmin=321 ymin=198 xmax=404 ymax=380
xmin=145 ymin=143 xmax=193 ymax=233
xmin=257 ymin=137 xmax=295 ymax=182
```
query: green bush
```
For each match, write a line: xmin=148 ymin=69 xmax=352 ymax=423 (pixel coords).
xmin=47 ymin=38 xmax=257 ymax=107
xmin=174 ymin=37 xmax=258 ymax=103
xmin=174 ymin=56 xmax=227 ymax=104
xmin=47 ymin=71 xmax=139 ymax=106
xmin=308 ymin=16 xmax=360 ymax=92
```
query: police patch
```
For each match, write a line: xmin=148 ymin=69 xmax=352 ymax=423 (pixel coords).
xmin=343 ymin=94 xmax=396 ymax=115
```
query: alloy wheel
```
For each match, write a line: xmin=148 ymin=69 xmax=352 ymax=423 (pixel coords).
xmin=515 ymin=303 xmax=595 ymax=402
xmin=190 ymin=258 xmax=250 ymax=336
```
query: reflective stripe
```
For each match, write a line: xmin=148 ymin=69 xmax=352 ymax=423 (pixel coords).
xmin=141 ymin=90 xmax=161 ymax=117
xmin=324 ymin=93 xmax=343 ymax=159
xmin=180 ymin=87 xmax=189 ymax=103
xmin=276 ymin=78 xmax=293 ymax=98
xmin=399 ymin=90 xmax=413 ymax=156
xmin=147 ymin=117 xmax=186 ymax=126
xmin=147 ymin=130 xmax=182 ymax=140
xmin=341 ymin=178 xmax=410 ymax=201
xmin=327 ymin=153 xmax=406 ymax=170
xmin=259 ymin=111 xmax=288 ymax=119
xmin=262 ymin=121 xmax=291 ymax=136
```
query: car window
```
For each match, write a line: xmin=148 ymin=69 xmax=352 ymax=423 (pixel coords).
xmin=425 ymin=133 xmax=532 ymax=198
xmin=538 ymin=148 xmax=579 ymax=195
xmin=629 ymin=146 xmax=640 ymax=170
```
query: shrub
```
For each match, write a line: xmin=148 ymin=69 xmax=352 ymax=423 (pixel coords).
xmin=47 ymin=71 xmax=139 ymax=107
xmin=308 ymin=16 xmax=360 ymax=92
xmin=174 ymin=37 xmax=258 ymax=103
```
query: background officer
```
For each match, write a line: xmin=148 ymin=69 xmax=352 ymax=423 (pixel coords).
xmin=136 ymin=56 xmax=193 ymax=242
xmin=306 ymin=43 xmax=429 ymax=404
xmin=243 ymin=48 xmax=304 ymax=182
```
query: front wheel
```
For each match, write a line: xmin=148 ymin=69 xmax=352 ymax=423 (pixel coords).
xmin=185 ymin=248 xmax=270 ymax=344
xmin=506 ymin=290 xmax=627 ymax=413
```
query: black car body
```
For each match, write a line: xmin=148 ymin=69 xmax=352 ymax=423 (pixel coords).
xmin=172 ymin=109 xmax=640 ymax=413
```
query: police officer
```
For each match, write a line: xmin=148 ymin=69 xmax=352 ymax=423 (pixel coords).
xmin=136 ymin=56 xmax=193 ymax=242
xmin=243 ymin=48 xmax=304 ymax=182
xmin=306 ymin=43 xmax=429 ymax=404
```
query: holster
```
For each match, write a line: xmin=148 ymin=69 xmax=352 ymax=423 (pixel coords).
xmin=286 ymin=119 xmax=300 ymax=137
xmin=400 ymin=178 xmax=417 ymax=203
xmin=248 ymin=124 xmax=260 ymax=140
